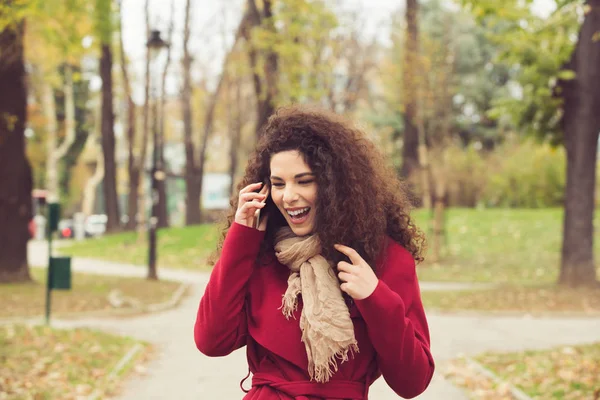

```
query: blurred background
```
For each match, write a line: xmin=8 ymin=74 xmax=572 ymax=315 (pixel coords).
xmin=1 ymin=0 xmax=600 ymax=399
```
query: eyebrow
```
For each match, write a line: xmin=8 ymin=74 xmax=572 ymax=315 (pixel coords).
xmin=270 ymin=173 xmax=315 ymax=180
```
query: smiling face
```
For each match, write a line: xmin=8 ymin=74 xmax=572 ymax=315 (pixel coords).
xmin=270 ymin=150 xmax=318 ymax=236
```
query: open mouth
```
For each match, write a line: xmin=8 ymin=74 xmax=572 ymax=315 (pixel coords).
xmin=286 ymin=207 xmax=311 ymax=224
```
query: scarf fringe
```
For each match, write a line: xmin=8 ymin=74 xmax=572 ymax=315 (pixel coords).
xmin=308 ymin=342 xmax=360 ymax=383
xmin=279 ymin=294 xmax=298 ymax=320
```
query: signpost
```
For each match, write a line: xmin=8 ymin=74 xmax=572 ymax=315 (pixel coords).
xmin=45 ymin=202 xmax=72 ymax=324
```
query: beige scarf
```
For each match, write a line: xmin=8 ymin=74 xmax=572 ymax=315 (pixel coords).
xmin=274 ymin=227 xmax=359 ymax=383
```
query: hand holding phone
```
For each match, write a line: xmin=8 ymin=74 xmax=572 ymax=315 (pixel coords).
xmin=234 ymin=182 xmax=269 ymax=230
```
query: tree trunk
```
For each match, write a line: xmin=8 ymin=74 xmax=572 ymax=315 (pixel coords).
xmin=137 ymin=0 xmax=152 ymax=240
xmin=401 ymin=0 xmax=420 ymax=181
xmin=155 ymin=0 xmax=175 ymax=229
xmin=0 ymin=20 xmax=33 ymax=283
xmin=43 ymin=82 xmax=59 ymax=201
xmin=245 ymin=0 xmax=277 ymax=139
xmin=559 ymin=0 xmax=600 ymax=287
xmin=181 ymin=0 xmax=201 ymax=225
xmin=118 ymin=0 xmax=139 ymax=231
xmin=197 ymin=71 xmax=227 ymax=223
xmin=55 ymin=65 xmax=76 ymax=161
xmin=229 ymin=78 xmax=243 ymax=197
xmin=82 ymin=103 xmax=104 ymax=216
xmin=430 ymin=159 xmax=447 ymax=263
xmin=59 ymin=66 xmax=90 ymax=204
xmin=99 ymin=44 xmax=120 ymax=231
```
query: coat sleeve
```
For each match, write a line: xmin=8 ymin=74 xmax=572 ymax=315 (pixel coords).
xmin=354 ymin=242 xmax=435 ymax=399
xmin=194 ymin=222 xmax=265 ymax=357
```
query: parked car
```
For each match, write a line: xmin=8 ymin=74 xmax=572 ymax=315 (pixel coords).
xmin=85 ymin=214 xmax=107 ymax=237
xmin=58 ymin=219 xmax=75 ymax=239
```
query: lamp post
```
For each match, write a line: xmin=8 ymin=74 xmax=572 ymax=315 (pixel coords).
xmin=146 ymin=29 xmax=168 ymax=280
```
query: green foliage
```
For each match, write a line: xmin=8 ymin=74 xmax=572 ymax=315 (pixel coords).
xmin=94 ymin=0 xmax=113 ymax=44
xmin=0 ymin=0 xmax=32 ymax=31
xmin=379 ymin=0 xmax=513 ymax=147
xmin=459 ymin=0 xmax=582 ymax=142
xmin=251 ymin=0 xmax=338 ymax=104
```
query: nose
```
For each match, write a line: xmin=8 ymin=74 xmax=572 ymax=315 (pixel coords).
xmin=282 ymin=184 xmax=299 ymax=205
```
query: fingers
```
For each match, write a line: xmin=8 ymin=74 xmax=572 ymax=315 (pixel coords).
xmin=240 ymin=192 xmax=267 ymax=203
xmin=240 ymin=182 xmax=264 ymax=195
xmin=334 ymin=244 xmax=363 ymax=265
xmin=258 ymin=183 xmax=269 ymax=196
xmin=337 ymin=271 xmax=353 ymax=282
xmin=337 ymin=261 xmax=358 ymax=273
xmin=240 ymin=200 xmax=266 ymax=214
xmin=340 ymin=282 xmax=349 ymax=293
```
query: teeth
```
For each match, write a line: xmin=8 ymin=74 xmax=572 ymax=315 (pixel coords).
xmin=287 ymin=207 xmax=309 ymax=217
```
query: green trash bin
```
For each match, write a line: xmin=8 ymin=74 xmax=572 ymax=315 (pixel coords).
xmin=49 ymin=256 xmax=71 ymax=290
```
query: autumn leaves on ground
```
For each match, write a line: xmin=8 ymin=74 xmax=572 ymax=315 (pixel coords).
xmin=0 ymin=270 xmax=178 ymax=399
xmin=0 ymin=325 xmax=152 ymax=400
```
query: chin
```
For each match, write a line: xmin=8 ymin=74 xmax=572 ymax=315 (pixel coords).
xmin=288 ymin=223 xmax=314 ymax=237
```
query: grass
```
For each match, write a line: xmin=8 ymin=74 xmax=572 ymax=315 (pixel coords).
xmin=0 ymin=324 xmax=150 ymax=399
xmin=0 ymin=268 xmax=182 ymax=319
xmin=445 ymin=342 xmax=600 ymax=399
xmin=421 ymin=284 xmax=600 ymax=315
xmin=60 ymin=224 xmax=220 ymax=271
xmin=413 ymin=208 xmax=600 ymax=284
xmin=62 ymin=208 xmax=600 ymax=285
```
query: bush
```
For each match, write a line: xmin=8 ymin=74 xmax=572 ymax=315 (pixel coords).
xmin=415 ymin=139 xmax=572 ymax=208
xmin=482 ymin=140 xmax=565 ymax=208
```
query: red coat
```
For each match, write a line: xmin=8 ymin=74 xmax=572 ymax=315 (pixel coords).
xmin=195 ymin=222 xmax=435 ymax=399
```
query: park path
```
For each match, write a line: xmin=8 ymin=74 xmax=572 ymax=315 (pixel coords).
xmin=27 ymin=241 xmax=600 ymax=399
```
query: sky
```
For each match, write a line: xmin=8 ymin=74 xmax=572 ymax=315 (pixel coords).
xmin=116 ymin=0 xmax=556 ymax=103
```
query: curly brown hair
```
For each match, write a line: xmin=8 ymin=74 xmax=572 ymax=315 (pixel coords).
xmin=211 ymin=105 xmax=426 ymax=269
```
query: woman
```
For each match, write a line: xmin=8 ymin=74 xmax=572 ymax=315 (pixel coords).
xmin=194 ymin=106 xmax=435 ymax=399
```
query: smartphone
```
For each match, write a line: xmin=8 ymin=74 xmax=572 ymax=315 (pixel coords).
xmin=253 ymin=183 xmax=269 ymax=229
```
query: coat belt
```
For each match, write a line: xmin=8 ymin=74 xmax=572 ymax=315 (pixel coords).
xmin=251 ymin=372 xmax=367 ymax=399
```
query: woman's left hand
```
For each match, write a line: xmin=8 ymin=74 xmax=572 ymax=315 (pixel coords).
xmin=334 ymin=244 xmax=379 ymax=300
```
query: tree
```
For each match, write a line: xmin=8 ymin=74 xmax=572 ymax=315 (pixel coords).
xmin=243 ymin=0 xmax=278 ymax=138
xmin=156 ymin=0 xmax=175 ymax=229
xmin=181 ymin=0 xmax=200 ymax=225
xmin=401 ymin=0 xmax=420 ymax=181
xmin=136 ymin=0 xmax=152 ymax=238
xmin=44 ymin=65 xmax=76 ymax=202
xmin=0 ymin=18 xmax=33 ymax=283
xmin=558 ymin=0 xmax=600 ymax=286
xmin=81 ymin=97 xmax=105 ymax=216
xmin=118 ymin=0 xmax=140 ymax=230
xmin=23 ymin=0 xmax=93 ymax=206
xmin=182 ymin=1 xmax=250 ymax=224
xmin=95 ymin=0 xmax=120 ymax=231
xmin=242 ymin=0 xmax=339 ymax=130
xmin=459 ymin=0 xmax=598 ymax=286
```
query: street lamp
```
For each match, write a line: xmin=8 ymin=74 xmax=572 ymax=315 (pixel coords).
xmin=146 ymin=29 xmax=168 ymax=280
